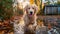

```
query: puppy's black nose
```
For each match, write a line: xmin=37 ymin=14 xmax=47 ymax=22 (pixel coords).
xmin=30 ymin=12 xmax=33 ymax=15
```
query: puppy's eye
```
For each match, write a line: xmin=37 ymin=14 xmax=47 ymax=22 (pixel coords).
xmin=28 ymin=8 xmax=30 ymax=9
xmin=32 ymin=7 xmax=34 ymax=9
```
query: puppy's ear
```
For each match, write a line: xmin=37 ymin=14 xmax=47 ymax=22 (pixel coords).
xmin=23 ymin=5 xmax=28 ymax=17
xmin=34 ymin=5 xmax=38 ymax=13
xmin=24 ymin=5 xmax=28 ymax=12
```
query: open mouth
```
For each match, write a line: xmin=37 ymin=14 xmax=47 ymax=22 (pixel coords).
xmin=30 ymin=12 xmax=33 ymax=15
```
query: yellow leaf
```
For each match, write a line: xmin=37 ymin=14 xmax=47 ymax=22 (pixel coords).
xmin=30 ymin=0 xmax=34 ymax=4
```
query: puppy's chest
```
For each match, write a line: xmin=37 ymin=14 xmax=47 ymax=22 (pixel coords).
xmin=29 ymin=17 xmax=34 ymax=21
xmin=28 ymin=17 xmax=35 ymax=23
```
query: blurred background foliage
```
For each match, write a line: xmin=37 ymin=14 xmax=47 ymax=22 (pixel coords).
xmin=0 ymin=0 xmax=13 ymax=20
xmin=57 ymin=1 xmax=60 ymax=5
xmin=0 ymin=0 xmax=60 ymax=19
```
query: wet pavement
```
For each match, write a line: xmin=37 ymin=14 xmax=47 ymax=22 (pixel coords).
xmin=0 ymin=16 xmax=60 ymax=34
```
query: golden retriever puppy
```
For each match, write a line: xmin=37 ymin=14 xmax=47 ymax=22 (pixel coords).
xmin=24 ymin=4 xmax=38 ymax=34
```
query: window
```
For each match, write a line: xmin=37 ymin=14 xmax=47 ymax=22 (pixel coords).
xmin=44 ymin=6 xmax=58 ymax=15
xmin=58 ymin=7 xmax=60 ymax=15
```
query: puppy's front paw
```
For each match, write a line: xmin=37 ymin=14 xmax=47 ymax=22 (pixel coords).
xmin=28 ymin=25 xmax=36 ymax=31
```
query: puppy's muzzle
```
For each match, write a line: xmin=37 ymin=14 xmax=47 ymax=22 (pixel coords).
xmin=30 ymin=11 xmax=33 ymax=15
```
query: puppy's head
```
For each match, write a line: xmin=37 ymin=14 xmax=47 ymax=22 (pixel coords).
xmin=24 ymin=4 xmax=38 ymax=16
